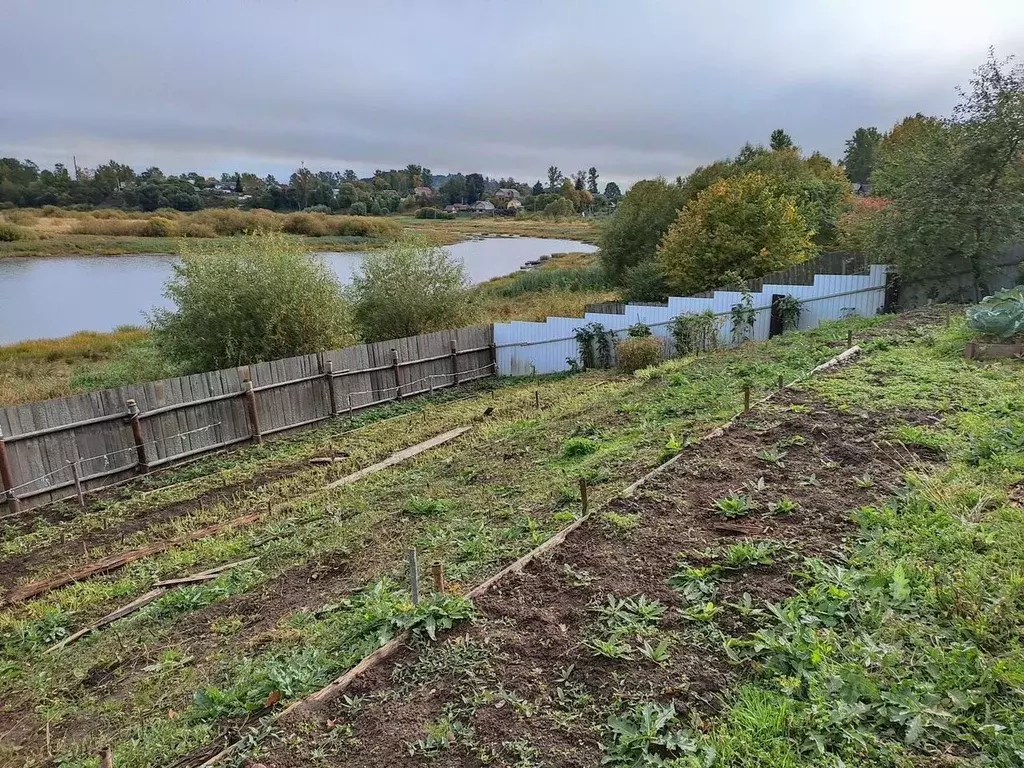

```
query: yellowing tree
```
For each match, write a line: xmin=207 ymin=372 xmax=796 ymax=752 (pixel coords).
xmin=657 ymin=172 xmax=816 ymax=295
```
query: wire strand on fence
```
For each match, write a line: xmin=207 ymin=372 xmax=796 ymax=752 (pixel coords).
xmin=6 ymin=422 xmax=225 ymax=495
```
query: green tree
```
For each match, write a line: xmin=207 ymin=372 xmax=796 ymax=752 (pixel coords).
xmin=439 ymin=174 xmax=467 ymax=205
xmin=870 ymin=51 xmax=1024 ymax=300
xmin=544 ymin=197 xmax=575 ymax=218
xmin=770 ymin=129 xmax=794 ymax=151
xmin=573 ymin=170 xmax=586 ymax=191
xmin=150 ymin=232 xmax=351 ymax=371
xmin=599 ymin=178 xmax=687 ymax=281
xmin=603 ymin=181 xmax=622 ymax=203
xmin=532 ymin=180 xmax=544 ymax=195
xmin=657 ymin=172 xmax=816 ymax=294
xmin=346 ymin=239 xmax=471 ymax=342
xmin=587 ymin=167 xmax=599 ymax=194
xmin=465 ymin=173 xmax=485 ymax=204
xmin=547 ymin=166 xmax=563 ymax=191
xmin=842 ymin=127 xmax=883 ymax=184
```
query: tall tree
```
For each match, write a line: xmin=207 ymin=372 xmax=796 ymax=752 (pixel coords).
xmin=599 ymin=178 xmax=687 ymax=280
xmin=532 ymin=180 xmax=544 ymax=195
xmin=573 ymin=170 xmax=586 ymax=191
xmin=842 ymin=127 xmax=883 ymax=184
xmin=465 ymin=173 xmax=485 ymax=203
xmin=547 ymin=166 xmax=563 ymax=191
xmin=587 ymin=167 xmax=599 ymax=194
xmin=603 ymin=181 xmax=622 ymax=202
xmin=871 ymin=51 xmax=1024 ymax=300
xmin=658 ymin=172 xmax=816 ymax=295
xmin=770 ymin=129 xmax=794 ymax=151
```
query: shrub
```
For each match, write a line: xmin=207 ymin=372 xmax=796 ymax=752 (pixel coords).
xmin=415 ymin=207 xmax=441 ymax=219
xmin=600 ymin=178 xmax=688 ymax=282
xmin=616 ymin=336 xmax=663 ymax=373
xmin=143 ymin=217 xmax=175 ymax=237
xmin=304 ymin=204 xmax=331 ymax=214
xmin=346 ymin=239 xmax=471 ymax=343
xmin=657 ymin=172 xmax=816 ymax=295
xmin=622 ymin=260 xmax=670 ymax=302
xmin=174 ymin=219 xmax=217 ymax=238
xmin=670 ymin=311 xmax=720 ymax=355
xmin=544 ymin=198 xmax=575 ymax=218
xmin=282 ymin=212 xmax=329 ymax=237
xmin=150 ymin=231 xmax=352 ymax=371
xmin=0 ymin=221 xmax=32 ymax=241
xmin=349 ymin=202 xmax=368 ymax=216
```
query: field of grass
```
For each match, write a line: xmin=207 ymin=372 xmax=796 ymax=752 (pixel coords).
xmin=0 ymin=328 xmax=175 ymax=405
xmin=0 ymin=314 xmax=892 ymax=766
xmin=0 ymin=208 xmax=599 ymax=258
xmin=236 ymin=310 xmax=1024 ymax=768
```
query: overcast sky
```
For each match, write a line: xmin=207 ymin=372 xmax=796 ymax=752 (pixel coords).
xmin=2 ymin=1 xmax=1023 ymax=187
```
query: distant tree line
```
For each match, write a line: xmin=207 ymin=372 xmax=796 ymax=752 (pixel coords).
xmin=0 ymin=156 xmax=623 ymax=219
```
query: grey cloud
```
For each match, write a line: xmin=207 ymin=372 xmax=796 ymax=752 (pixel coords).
xmin=2 ymin=0 xmax=1022 ymax=185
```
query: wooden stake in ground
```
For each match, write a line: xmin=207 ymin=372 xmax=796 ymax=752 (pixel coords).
xmin=431 ymin=560 xmax=445 ymax=593
xmin=743 ymin=385 xmax=751 ymax=412
xmin=408 ymin=549 xmax=420 ymax=605
xmin=579 ymin=477 xmax=588 ymax=514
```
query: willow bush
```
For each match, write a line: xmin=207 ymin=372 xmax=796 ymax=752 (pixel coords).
xmin=150 ymin=231 xmax=352 ymax=371
xmin=346 ymin=239 xmax=471 ymax=343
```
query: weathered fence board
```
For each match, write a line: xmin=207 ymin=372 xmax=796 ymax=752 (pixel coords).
xmin=0 ymin=326 xmax=495 ymax=515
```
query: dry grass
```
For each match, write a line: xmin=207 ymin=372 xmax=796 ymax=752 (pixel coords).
xmin=474 ymin=288 xmax=618 ymax=322
xmin=0 ymin=328 xmax=151 ymax=405
xmin=0 ymin=209 xmax=597 ymax=257
xmin=399 ymin=214 xmax=600 ymax=245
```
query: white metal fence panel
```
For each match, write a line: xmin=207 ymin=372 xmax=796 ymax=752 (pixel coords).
xmin=494 ymin=265 xmax=888 ymax=376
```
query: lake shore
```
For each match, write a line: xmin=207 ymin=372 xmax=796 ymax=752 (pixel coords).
xmin=0 ymin=244 xmax=612 ymax=406
xmin=0 ymin=213 xmax=599 ymax=258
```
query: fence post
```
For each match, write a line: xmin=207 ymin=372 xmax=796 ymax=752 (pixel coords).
xmin=0 ymin=426 xmax=20 ymax=516
xmin=126 ymin=399 xmax=149 ymax=473
xmin=489 ymin=342 xmax=497 ymax=378
xmin=242 ymin=380 xmax=263 ymax=444
xmin=324 ymin=361 xmax=338 ymax=415
xmin=431 ymin=560 xmax=445 ymax=593
xmin=768 ymin=294 xmax=785 ymax=339
xmin=391 ymin=348 xmax=401 ymax=400
xmin=883 ymin=270 xmax=900 ymax=314
xmin=743 ymin=385 xmax=751 ymax=413
xmin=450 ymin=338 xmax=460 ymax=386
xmin=579 ymin=477 xmax=588 ymax=515
xmin=69 ymin=457 xmax=85 ymax=507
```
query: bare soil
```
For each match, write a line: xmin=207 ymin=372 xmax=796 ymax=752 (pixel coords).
xmin=253 ymin=385 xmax=940 ymax=767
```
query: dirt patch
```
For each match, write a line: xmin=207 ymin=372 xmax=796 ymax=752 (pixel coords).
xmin=256 ymin=389 xmax=938 ymax=767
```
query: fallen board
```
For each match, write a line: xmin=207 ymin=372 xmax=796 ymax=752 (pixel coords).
xmin=152 ymin=557 xmax=259 ymax=587
xmin=5 ymin=428 xmax=473 ymax=607
xmin=325 ymin=427 xmax=471 ymax=489
xmin=47 ymin=588 xmax=165 ymax=652
xmin=4 ymin=512 xmax=264 ymax=606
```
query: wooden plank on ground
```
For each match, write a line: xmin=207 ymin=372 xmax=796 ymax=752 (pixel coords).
xmin=47 ymin=588 xmax=165 ymax=652
xmin=152 ymin=557 xmax=258 ymax=587
xmin=4 ymin=512 xmax=264 ymax=606
xmin=324 ymin=427 xmax=471 ymax=489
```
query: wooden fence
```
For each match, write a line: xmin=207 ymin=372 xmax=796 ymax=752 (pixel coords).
xmin=0 ymin=326 xmax=495 ymax=515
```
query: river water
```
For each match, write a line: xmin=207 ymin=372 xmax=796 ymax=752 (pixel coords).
xmin=0 ymin=237 xmax=597 ymax=344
